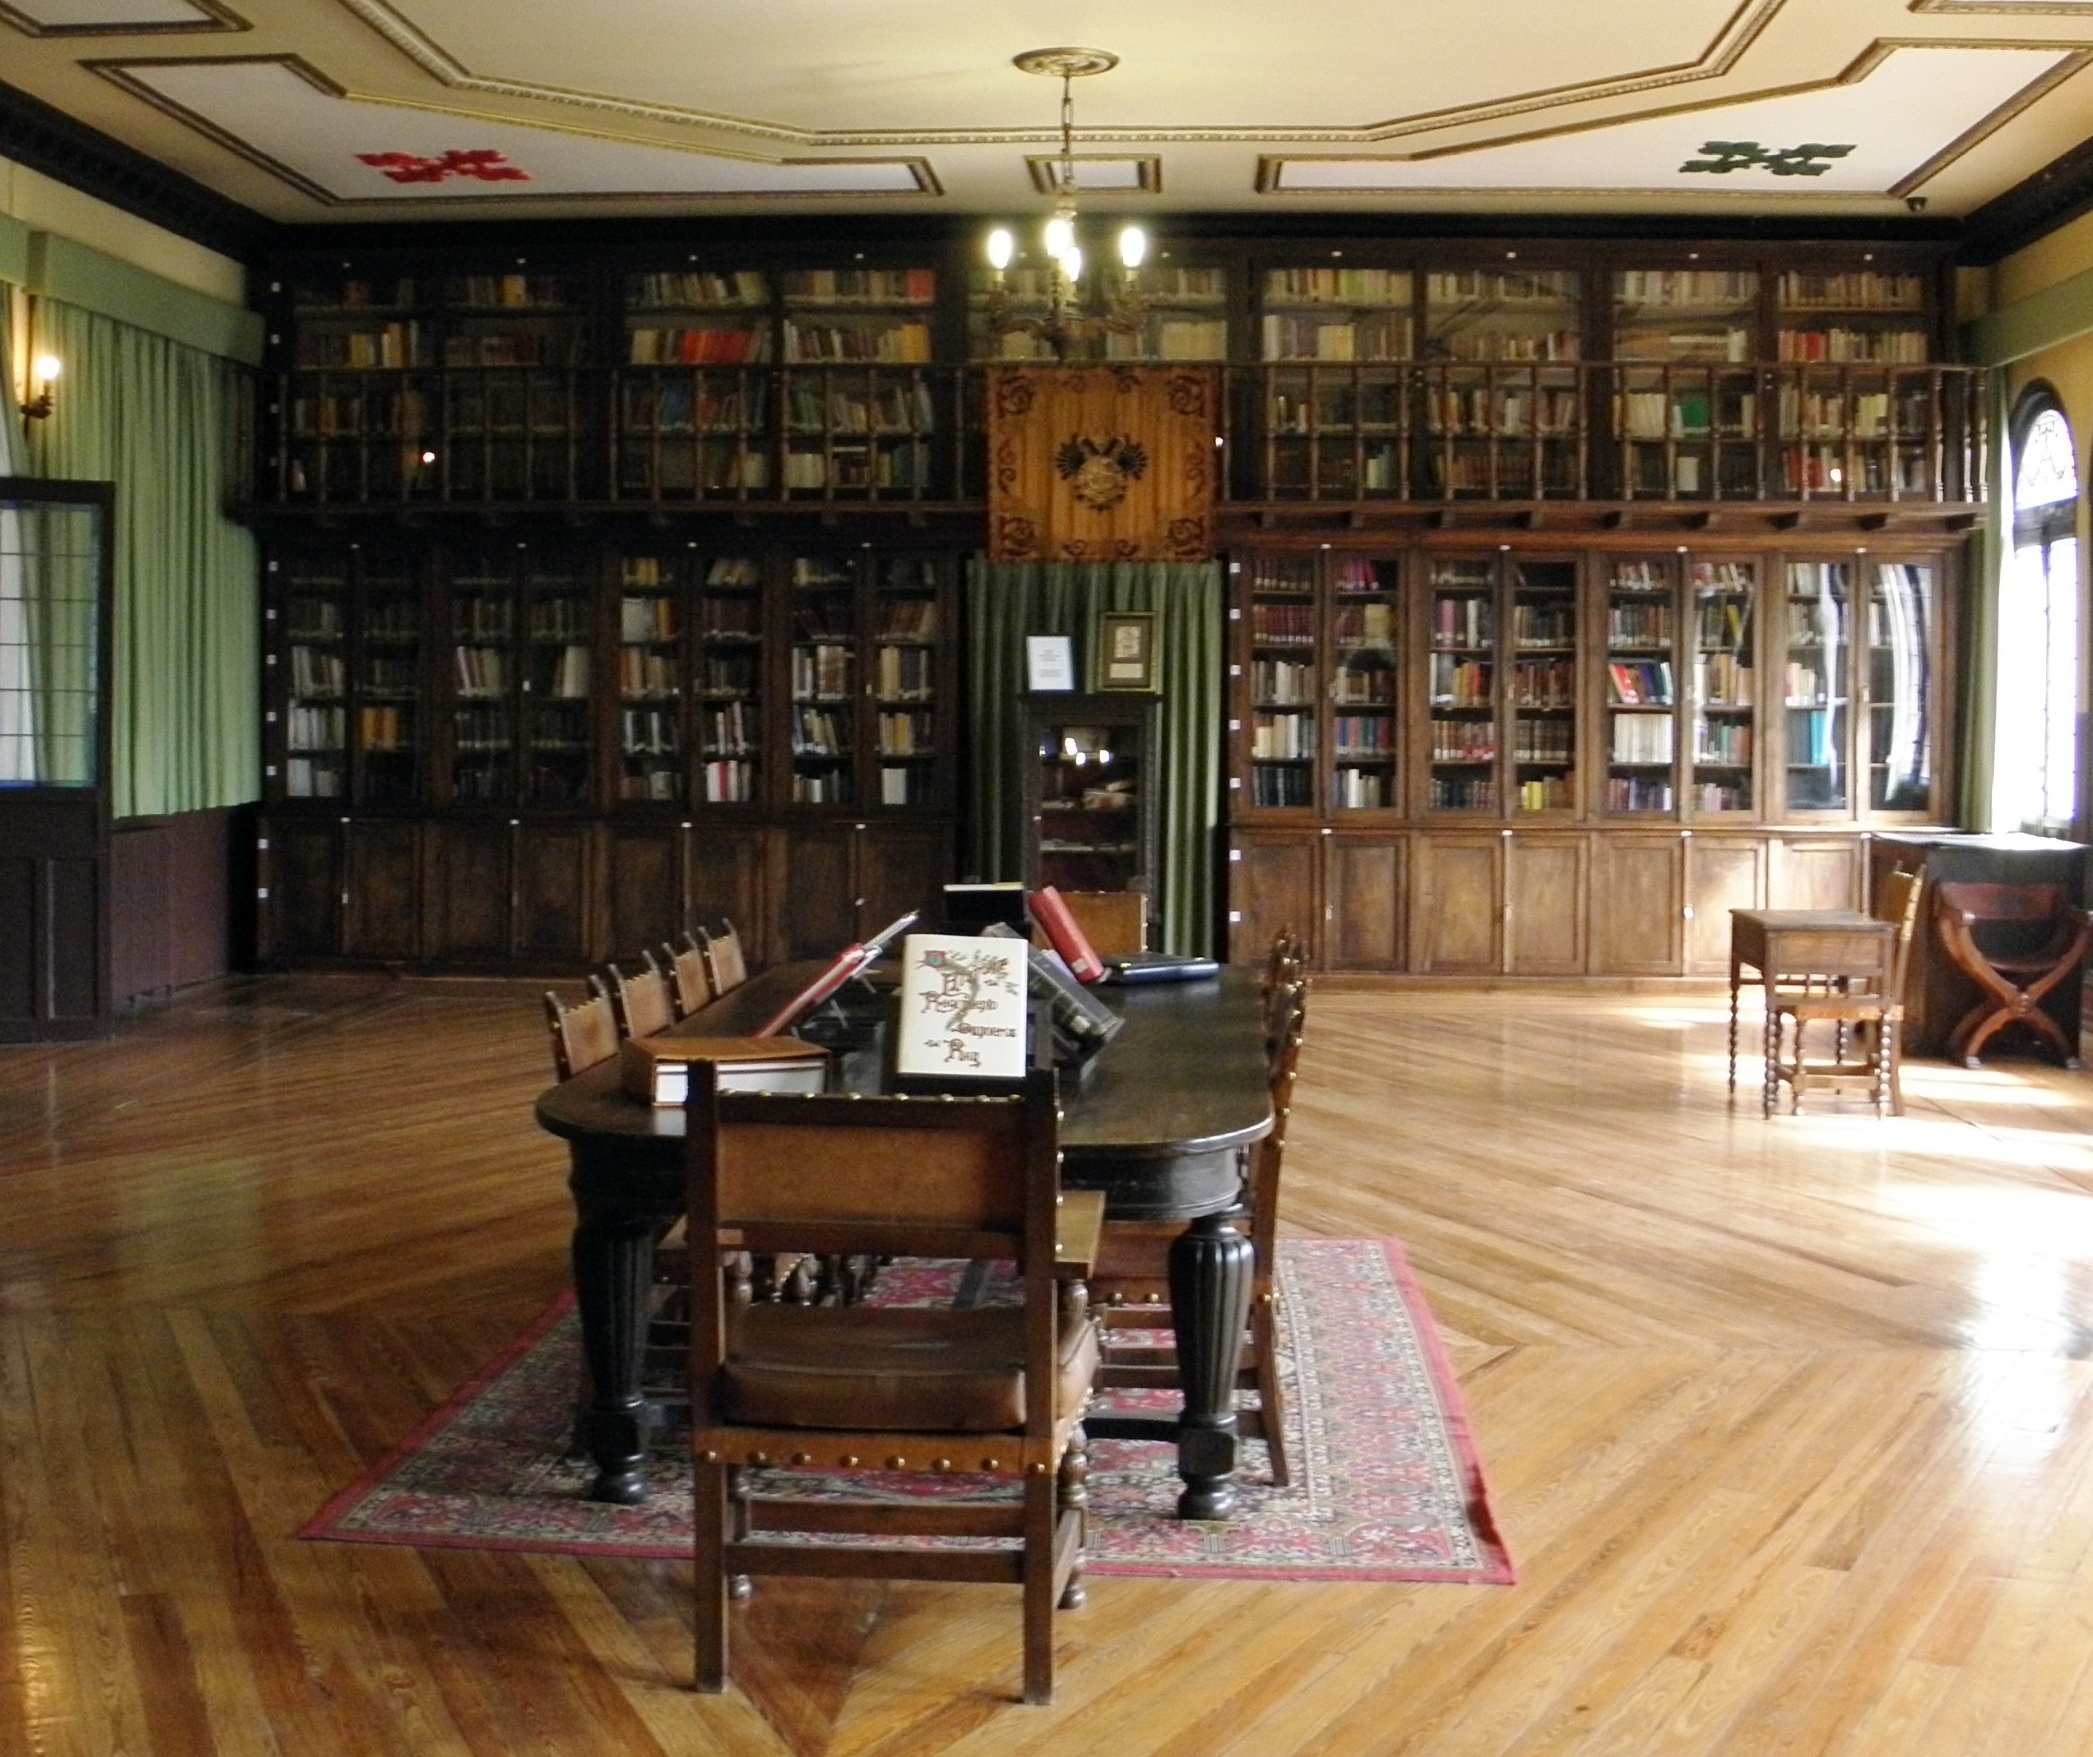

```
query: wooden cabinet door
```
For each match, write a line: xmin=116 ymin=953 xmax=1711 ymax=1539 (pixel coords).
xmin=1322 ymin=834 xmax=1404 ymax=970
xmin=424 ymin=819 xmax=510 ymax=962
xmin=770 ymin=824 xmax=856 ymax=961
xmin=688 ymin=826 xmax=766 ymax=952
xmin=514 ymin=823 xmax=593 ymax=961
xmin=1771 ymin=835 xmax=1862 ymax=911
xmin=1592 ymin=834 xmax=1684 ymax=975
xmin=855 ymin=822 xmax=952 ymax=941
xmin=263 ymin=817 xmax=342 ymax=960
xmin=1227 ymin=833 xmax=1317 ymax=966
xmin=342 ymin=820 xmax=421 ymax=960
xmin=604 ymin=822 xmax=682 ymax=959
xmin=1685 ymin=834 xmax=1767 ymax=975
xmin=1410 ymin=833 xmax=1504 ymax=974
xmin=1508 ymin=833 xmax=1587 ymax=975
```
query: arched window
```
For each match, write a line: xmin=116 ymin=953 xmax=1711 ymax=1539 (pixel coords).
xmin=1993 ymin=389 xmax=2081 ymax=834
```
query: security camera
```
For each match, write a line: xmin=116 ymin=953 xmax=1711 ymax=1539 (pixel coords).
xmin=1905 ymin=195 xmax=1929 ymax=214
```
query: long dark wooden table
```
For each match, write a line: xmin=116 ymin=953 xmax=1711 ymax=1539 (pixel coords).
xmin=536 ymin=961 xmax=1274 ymax=1517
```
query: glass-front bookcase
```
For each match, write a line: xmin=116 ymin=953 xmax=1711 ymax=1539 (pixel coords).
xmin=1424 ymin=557 xmax=1499 ymax=812
xmin=1022 ymin=694 xmax=1160 ymax=896
xmin=1782 ymin=560 xmax=1851 ymax=812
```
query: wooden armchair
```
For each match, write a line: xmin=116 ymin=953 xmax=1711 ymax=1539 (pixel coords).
xmin=1090 ymin=974 xmax=1308 ymax=1485
xmin=696 ymin=918 xmax=748 ymax=995
xmin=607 ymin=951 xmax=675 ymax=1040
xmin=686 ymin=1064 xmax=1097 ymax=1705
xmin=1765 ymin=868 xmax=1923 ymax=1116
xmin=664 ymin=937 xmax=715 ymax=1020
xmin=1934 ymin=881 xmax=2090 ymax=1068
xmin=544 ymin=979 xmax=619 ymax=1079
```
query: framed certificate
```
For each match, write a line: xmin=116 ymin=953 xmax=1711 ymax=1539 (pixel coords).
xmin=1025 ymin=633 xmax=1076 ymax=692
xmin=1095 ymin=611 xmax=1157 ymax=691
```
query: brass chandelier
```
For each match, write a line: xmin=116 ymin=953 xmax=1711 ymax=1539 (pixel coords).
xmin=983 ymin=48 xmax=1149 ymax=361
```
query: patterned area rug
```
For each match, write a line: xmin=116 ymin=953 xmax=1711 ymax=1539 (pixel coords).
xmin=303 ymin=1237 xmax=1513 ymax=1584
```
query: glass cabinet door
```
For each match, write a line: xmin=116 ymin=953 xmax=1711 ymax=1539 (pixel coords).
xmin=1244 ymin=555 xmax=1319 ymax=810
xmin=1864 ymin=560 xmax=1934 ymax=812
xmin=1329 ymin=557 xmax=1399 ymax=811
xmin=1602 ymin=558 xmax=1678 ymax=814
xmin=523 ymin=555 xmax=592 ymax=804
xmin=358 ymin=555 xmax=423 ymax=805
xmin=787 ymin=553 xmax=857 ymax=804
xmin=1509 ymin=559 xmax=1577 ymax=812
xmin=697 ymin=554 xmax=764 ymax=804
xmin=447 ymin=552 xmax=516 ymax=803
xmin=1782 ymin=561 xmax=1851 ymax=810
xmin=873 ymin=557 xmax=940 ymax=808
xmin=1688 ymin=559 xmax=1756 ymax=814
xmin=616 ymin=552 xmax=687 ymax=803
xmin=280 ymin=557 xmax=348 ymax=799
xmin=1027 ymin=696 xmax=1155 ymax=894
xmin=1424 ymin=557 xmax=1499 ymax=812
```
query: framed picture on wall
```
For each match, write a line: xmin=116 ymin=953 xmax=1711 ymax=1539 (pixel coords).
xmin=1095 ymin=611 xmax=1157 ymax=691
xmin=1025 ymin=634 xmax=1076 ymax=692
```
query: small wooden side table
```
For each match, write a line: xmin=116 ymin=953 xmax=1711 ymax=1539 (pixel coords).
xmin=1728 ymin=910 xmax=1897 ymax=1112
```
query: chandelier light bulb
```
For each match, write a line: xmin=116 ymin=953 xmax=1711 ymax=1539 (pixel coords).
xmin=31 ymin=355 xmax=61 ymax=387
xmin=986 ymin=227 xmax=1014 ymax=272
xmin=1043 ymin=212 xmax=1075 ymax=261
xmin=1061 ymin=243 xmax=1084 ymax=283
xmin=1118 ymin=226 xmax=1148 ymax=271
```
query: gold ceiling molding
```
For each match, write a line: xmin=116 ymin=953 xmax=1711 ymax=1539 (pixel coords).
xmin=0 ymin=0 xmax=244 ymax=34
xmin=1254 ymin=35 xmax=2090 ymax=200
xmin=319 ymin=0 xmax=1801 ymax=149
xmin=87 ymin=54 xmax=941 ymax=206
xmin=1911 ymin=1 xmax=2093 ymax=13
xmin=1024 ymin=154 xmax=1163 ymax=195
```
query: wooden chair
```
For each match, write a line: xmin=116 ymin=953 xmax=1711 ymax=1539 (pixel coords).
xmin=1059 ymin=889 xmax=1148 ymax=958
xmin=544 ymin=979 xmax=619 ymax=1079
xmin=607 ymin=951 xmax=675 ymax=1040
xmin=664 ymin=937 xmax=715 ymax=1020
xmin=686 ymin=1064 xmax=1097 ymax=1706
xmin=1090 ymin=975 xmax=1308 ymax=1486
xmin=1765 ymin=868 xmax=1923 ymax=1116
xmin=1933 ymin=881 xmax=2091 ymax=1069
xmin=696 ymin=919 xmax=748 ymax=995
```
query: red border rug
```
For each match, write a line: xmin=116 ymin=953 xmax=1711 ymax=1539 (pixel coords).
xmin=302 ymin=1238 xmax=1514 ymax=1585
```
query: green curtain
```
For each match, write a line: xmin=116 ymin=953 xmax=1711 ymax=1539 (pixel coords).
xmin=965 ymin=559 xmax=1224 ymax=956
xmin=20 ymin=298 xmax=257 ymax=817
xmin=1958 ymin=374 xmax=2011 ymax=832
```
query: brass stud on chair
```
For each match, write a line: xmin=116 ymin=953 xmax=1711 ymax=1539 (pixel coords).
xmin=839 ymin=1453 xmax=859 ymax=1467
xmin=790 ymin=1452 xmax=812 ymax=1466
xmin=886 ymin=1455 xmax=908 ymax=1469
xmin=700 ymin=1449 xmax=721 ymax=1464
xmin=933 ymin=1457 xmax=953 ymax=1472
xmin=748 ymin=1450 xmax=769 ymax=1466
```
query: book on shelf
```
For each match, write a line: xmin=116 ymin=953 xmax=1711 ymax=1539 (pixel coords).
xmin=628 ymin=270 xmax=770 ymax=309
xmin=627 ymin=326 xmax=770 ymax=366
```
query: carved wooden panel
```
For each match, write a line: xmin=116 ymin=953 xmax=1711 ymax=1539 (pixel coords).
xmin=1228 ymin=833 xmax=1316 ymax=966
xmin=344 ymin=820 xmax=422 ymax=960
xmin=1770 ymin=836 xmax=1863 ymax=912
xmin=1685 ymin=835 xmax=1768 ymax=975
xmin=1322 ymin=836 xmax=1403 ymax=970
xmin=264 ymin=817 xmax=341 ymax=960
xmin=1592 ymin=834 xmax=1684 ymax=975
xmin=688 ymin=827 xmax=766 ymax=957
xmin=605 ymin=823 xmax=680 ymax=959
xmin=1508 ymin=833 xmax=1587 ymax=975
xmin=515 ymin=825 xmax=592 ymax=960
xmin=424 ymin=820 xmax=510 ymax=961
xmin=771 ymin=824 xmax=855 ymax=961
xmin=1410 ymin=833 xmax=1503 ymax=975
xmin=855 ymin=822 xmax=952 ymax=941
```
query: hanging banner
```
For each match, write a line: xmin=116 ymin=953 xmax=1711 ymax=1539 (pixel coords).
xmin=987 ymin=365 xmax=1217 ymax=563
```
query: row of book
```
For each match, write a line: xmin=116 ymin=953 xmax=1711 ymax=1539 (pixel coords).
xmin=1429 ymin=656 xmax=1493 ymax=705
xmin=290 ymin=648 xmax=346 ymax=696
xmin=453 ymin=648 xmax=509 ymax=696
xmin=1251 ymin=713 xmax=1315 ymax=760
xmin=534 ymin=645 xmax=591 ymax=699
xmin=704 ymin=703 xmax=758 ymax=753
xmin=782 ymin=321 xmax=933 ymax=363
xmin=1614 ymin=328 xmax=1752 ymax=364
xmin=1248 ymin=766 xmax=1315 ymax=808
xmin=297 ymin=324 xmax=429 ymax=368
xmin=1261 ymin=314 xmax=1411 ymax=362
xmin=1333 ymin=602 xmax=1397 ymax=647
xmin=706 ymin=760 xmax=756 ymax=803
xmin=620 ymin=709 xmax=679 ymax=756
xmin=283 ymin=758 xmax=344 ymax=797
xmin=1513 ymin=723 xmax=1574 ymax=762
xmin=791 ymin=771 xmax=853 ymax=803
xmin=620 ymin=596 xmax=679 ymax=642
xmin=1774 ymin=328 xmax=1929 ymax=364
xmin=286 ymin=705 xmax=344 ymax=751
xmin=786 ymin=380 xmax=936 ymax=433
xmin=1694 ymin=724 xmax=1753 ymax=765
xmin=1425 ymin=387 xmax=1582 ymax=435
xmin=628 ymin=326 xmax=770 ymax=365
xmin=1609 ymin=714 xmax=1675 ymax=765
xmin=622 ymin=384 xmax=765 ymax=435
xmin=1775 ymin=272 xmax=1926 ymax=311
xmin=877 ymin=711 xmax=934 ymax=756
xmin=1429 ymin=776 xmax=1498 ymax=810
xmin=791 ymin=707 xmax=852 ymax=755
xmin=1430 ymin=723 xmax=1496 ymax=761
xmin=875 ymin=645 xmax=934 ymax=700
xmin=1251 ymin=659 xmax=1314 ymax=704
xmin=1431 ymin=595 xmax=1494 ymax=649
xmin=1608 ymin=660 xmax=1675 ymax=706
xmin=793 ymin=643 xmax=853 ymax=698
xmin=1605 ymin=777 xmax=1673 ymax=811
xmin=527 ymin=598 xmax=590 ymax=639
xmin=618 ymin=649 xmax=679 ymax=696
xmin=1333 ymin=716 xmax=1394 ymax=754
xmin=1264 ymin=266 xmax=1410 ymax=306
xmin=1334 ymin=768 xmax=1393 ymax=809
xmin=628 ymin=270 xmax=769 ymax=309
xmin=1511 ymin=603 xmax=1575 ymax=648
xmin=1615 ymin=270 xmax=1758 ymax=308
xmin=878 ymin=598 xmax=938 ymax=638
xmin=1607 ymin=603 xmax=1675 ymax=645
xmin=1332 ymin=670 xmax=1394 ymax=705
xmin=1249 ymin=602 xmax=1318 ymax=647
xmin=1516 ymin=776 xmax=1574 ymax=811
xmin=780 ymin=444 xmax=930 ymax=491
xmin=1697 ymin=653 xmax=1754 ymax=704
xmin=1425 ymin=330 xmax=1580 ymax=363
xmin=1512 ymin=658 xmax=1576 ymax=709
xmin=1427 ymin=271 xmax=1578 ymax=305
xmin=296 ymin=278 xmax=416 ymax=311
xmin=620 ymin=767 xmax=683 ymax=802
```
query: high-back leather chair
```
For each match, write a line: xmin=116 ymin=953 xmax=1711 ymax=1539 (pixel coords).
xmin=544 ymin=979 xmax=619 ymax=1079
xmin=685 ymin=1064 xmax=1097 ymax=1705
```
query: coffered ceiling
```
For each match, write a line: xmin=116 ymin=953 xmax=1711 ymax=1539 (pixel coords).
xmin=5 ymin=0 xmax=2093 ymax=226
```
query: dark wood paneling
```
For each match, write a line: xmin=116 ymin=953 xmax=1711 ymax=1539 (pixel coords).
xmin=1227 ymin=834 xmax=1316 ymax=966
xmin=264 ymin=818 xmax=341 ymax=960
xmin=110 ymin=810 xmax=239 ymax=1002
xmin=604 ymin=824 xmax=680 ymax=959
xmin=688 ymin=828 xmax=766 ymax=956
xmin=0 ymin=794 xmax=107 ymax=1037
xmin=0 ymin=856 xmax=34 ymax=1021
xmin=110 ymin=822 xmax=171 ymax=1001
xmin=49 ymin=858 xmax=100 ymax=1019
xmin=1509 ymin=834 xmax=1588 ymax=975
xmin=343 ymin=821 xmax=422 ymax=960
xmin=770 ymin=825 xmax=855 ymax=962
xmin=1411 ymin=833 xmax=1503 ymax=974
xmin=1593 ymin=834 xmax=1684 ymax=975
xmin=1323 ymin=836 xmax=1403 ymax=970
xmin=425 ymin=820 xmax=510 ymax=961
xmin=856 ymin=823 xmax=952 ymax=941
xmin=1686 ymin=835 xmax=1768 ymax=975
xmin=515 ymin=825 xmax=592 ymax=960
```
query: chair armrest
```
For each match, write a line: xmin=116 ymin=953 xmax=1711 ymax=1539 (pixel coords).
xmin=1055 ymin=1190 xmax=1107 ymax=1277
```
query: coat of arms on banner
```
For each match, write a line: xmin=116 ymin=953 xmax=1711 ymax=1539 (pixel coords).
xmin=988 ymin=366 xmax=1217 ymax=562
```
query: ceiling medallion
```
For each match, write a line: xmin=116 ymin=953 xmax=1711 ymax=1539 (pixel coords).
xmin=984 ymin=48 xmax=1149 ymax=362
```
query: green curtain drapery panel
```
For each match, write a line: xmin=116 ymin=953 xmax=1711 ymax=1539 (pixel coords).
xmin=965 ymin=558 xmax=1224 ymax=957
xmin=21 ymin=299 xmax=258 ymax=817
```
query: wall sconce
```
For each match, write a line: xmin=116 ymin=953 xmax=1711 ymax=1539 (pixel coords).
xmin=23 ymin=354 xmax=60 ymax=422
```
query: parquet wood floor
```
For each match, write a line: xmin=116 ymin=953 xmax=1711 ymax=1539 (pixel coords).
xmin=6 ymin=973 xmax=2093 ymax=1755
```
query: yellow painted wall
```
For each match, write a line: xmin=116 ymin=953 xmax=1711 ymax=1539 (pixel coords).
xmin=0 ymin=154 xmax=244 ymax=306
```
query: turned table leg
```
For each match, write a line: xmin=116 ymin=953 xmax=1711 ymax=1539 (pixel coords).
xmin=572 ymin=1211 xmax=658 ymax=1505
xmin=1167 ymin=1211 xmax=1254 ymax=1521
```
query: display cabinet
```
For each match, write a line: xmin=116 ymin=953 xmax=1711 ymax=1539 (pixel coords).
xmin=1258 ymin=263 xmax=1414 ymax=500
xmin=1021 ymin=694 xmax=1161 ymax=899
xmin=619 ymin=265 xmax=773 ymax=499
xmin=1423 ymin=556 xmax=1500 ymax=813
xmin=1421 ymin=268 xmax=1583 ymax=499
xmin=1612 ymin=267 xmax=1760 ymax=499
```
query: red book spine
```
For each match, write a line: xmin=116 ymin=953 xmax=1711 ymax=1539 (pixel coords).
xmin=1030 ymin=886 xmax=1105 ymax=984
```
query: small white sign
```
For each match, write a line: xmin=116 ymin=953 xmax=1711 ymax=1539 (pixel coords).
xmin=1025 ymin=634 xmax=1076 ymax=693
xmin=894 ymin=933 xmax=1029 ymax=1081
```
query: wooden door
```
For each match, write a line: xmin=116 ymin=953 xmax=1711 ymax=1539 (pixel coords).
xmin=855 ymin=822 xmax=953 ymax=941
xmin=514 ymin=823 xmax=594 ymax=961
xmin=342 ymin=819 xmax=421 ymax=961
xmin=1227 ymin=833 xmax=1317 ymax=966
xmin=1771 ymin=835 xmax=1863 ymax=911
xmin=1685 ymin=834 xmax=1768 ymax=975
xmin=688 ymin=826 xmax=766 ymax=955
xmin=770 ymin=823 xmax=857 ymax=961
xmin=1322 ymin=833 xmax=1404 ymax=970
xmin=1592 ymin=833 xmax=1684 ymax=975
xmin=1507 ymin=832 xmax=1587 ymax=975
xmin=0 ymin=794 xmax=106 ymax=1038
xmin=423 ymin=819 xmax=510 ymax=962
xmin=604 ymin=822 xmax=682 ymax=960
xmin=1410 ymin=832 xmax=1504 ymax=974
xmin=262 ymin=817 xmax=342 ymax=962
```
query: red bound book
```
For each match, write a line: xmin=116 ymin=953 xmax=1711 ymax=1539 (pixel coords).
xmin=1029 ymin=886 xmax=1105 ymax=985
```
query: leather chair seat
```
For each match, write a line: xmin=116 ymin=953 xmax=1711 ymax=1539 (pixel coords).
xmin=723 ymin=1303 xmax=1100 ymax=1433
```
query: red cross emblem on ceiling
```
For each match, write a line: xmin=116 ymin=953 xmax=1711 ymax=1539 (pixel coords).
xmin=356 ymin=150 xmax=530 ymax=185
